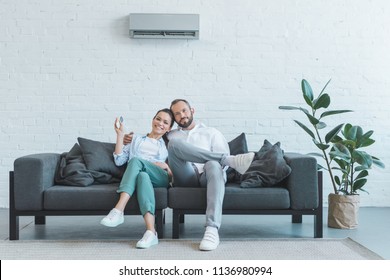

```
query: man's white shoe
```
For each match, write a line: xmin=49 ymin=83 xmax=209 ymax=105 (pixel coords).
xmin=100 ymin=208 xmax=124 ymax=227
xmin=229 ymin=152 xmax=255 ymax=174
xmin=136 ymin=230 xmax=158 ymax=249
xmin=199 ymin=226 xmax=220 ymax=251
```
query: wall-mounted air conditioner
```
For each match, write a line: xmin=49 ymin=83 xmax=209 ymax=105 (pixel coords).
xmin=129 ymin=13 xmax=199 ymax=39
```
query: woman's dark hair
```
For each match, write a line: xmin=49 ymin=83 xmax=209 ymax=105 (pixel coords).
xmin=154 ymin=108 xmax=174 ymax=146
xmin=154 ymin=108 xmax=174 ymax=128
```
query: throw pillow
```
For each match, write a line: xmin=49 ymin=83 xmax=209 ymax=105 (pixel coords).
xmin=55 ymin=143 xmax=95 ymax=187
xmin=78 ymin=137 xmax=126 ymax=179
xmin=240 ymin=139 xmax=292 ymax=188
xmin=226 ymin=133 xmax=248 ymax=183
xmin=257 ymin=139 xmax=273 ymax=158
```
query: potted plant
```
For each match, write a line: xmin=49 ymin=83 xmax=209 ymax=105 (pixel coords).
xmin=279 ymin=79 xmax=385 ymax=228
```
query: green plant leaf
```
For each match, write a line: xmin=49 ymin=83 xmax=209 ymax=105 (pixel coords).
xmin=318 ymin=79 xmax=332 ymax=96
xmin=360 ymin=130 xmax=374 ymax=139
xmin=278 ymin=106 xmax=301 ymax=111
xmin=357 ymin=130 xmax=375 ymax=148
xmin=294 ymin=120 xmax=315 ymax=139
xmin=355 ymin=170 xmax=369 ymax=180
xmin=372 ymin=158 xmax=385 ymax=168
xmin=331 ymin=143 xmax=352 ymax=160
xmin=334 ymin=175 xmax=341 ymax=186
xmin=333 ymin=158 xmax=348 ymax=170
xmin=332 ymin=166 xmax=349 ymax=175
xmin=325 ymin=123 xmax=344 ymax=143
xmin=344 ymin=125 xmax=358 ymax=140
xmin=278 ymin=106 xmax=311 ymax=116
xmin=341 ymin=139 xmax=357 ymax=146
xmin=356 ymin=126 xmax=363 ymax=139
xmin=312 ymin=139 xmax=329 ymax=150
xmin=304 ymin=112 xmax=319 ymax=125
xmin=359 ymin=188 xmax=370 ymax=195
xmin=358 ymin=138 xmax=375 ymax=148
xmin=313 ymin=93 xmax=331 ymax=109
xmin=301 ymin=79 xmax=314 ymax=107
xmin=316 ymin=122 xmax=327 ymax=129
xmin=316 ymin=163 xmax=327 ymax=170
xmin=353 ymin=150 xmax=373 ymax=168
xmin=331 ymin=135 xmax=343 ymax=143
xmin=344 ymin=123 xmax=352 ymax=132
xmin=355 ymin=165 xmax=370 ymax=171
xmin=320 ymin=110 xmax=353 ymax=118
xmin=353 ymin=178 xmax=367 ymax=192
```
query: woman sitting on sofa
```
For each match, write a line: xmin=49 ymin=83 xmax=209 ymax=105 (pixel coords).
xmin=100 ymin=108 xmax=174 ymax=249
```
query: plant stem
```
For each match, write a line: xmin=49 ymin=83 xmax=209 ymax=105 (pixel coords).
xmin=349 ymin=162 xmax=354 ymax=195
xmin=313 ymin=120 xmax=339 ymax=194
xmin=322 ymin=146 xmax=338 ymax=194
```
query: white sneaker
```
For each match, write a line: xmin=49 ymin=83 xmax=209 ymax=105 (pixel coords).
xmin=136 ymin=230 xmax=158 ymax=249
xmin=199 ymin=226 xmax=220 ymax=251
xmin=226 ymin=152 xmax=255 ymax=174
xmin=100 ymin=208 xmax=124 ymax=227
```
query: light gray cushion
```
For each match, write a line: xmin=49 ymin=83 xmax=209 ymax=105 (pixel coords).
xmin=226 ymin=133 xmax=248 ymax=183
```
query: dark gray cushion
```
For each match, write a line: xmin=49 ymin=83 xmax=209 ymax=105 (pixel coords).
xmin=226 ymin=133 xmax=248 ymax=183
xmin=45 ymin=184 xmax=168 ymax=211
xmin=168 ymin=184 xmax=290 ymax=210
xmin=78 ymin=137 xmax=126 ymax=179
xmin=55 ymin=143 xmax=95 ymax=187
xmin=55 ymin=143 xmax=120 ymax=186
xmin=240 ymin=140 xmax=292 ymax=188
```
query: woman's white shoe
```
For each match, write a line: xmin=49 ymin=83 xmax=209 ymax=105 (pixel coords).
xmin=136 ymin=230 xmax=158 ymax=249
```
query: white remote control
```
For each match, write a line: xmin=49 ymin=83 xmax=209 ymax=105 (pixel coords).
xmin=116 ymin=116 xmax=123 ymax=129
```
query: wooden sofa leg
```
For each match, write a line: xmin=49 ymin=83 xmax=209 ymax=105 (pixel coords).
xmin=35 ymin=216 xmax=46 ymax=224
xmin=179 ymin=214 xmax=185 ymax=223
xmin=155 ymin=210 xmax=164 ymax=238
xmin=172 ymin=210 xmax=180 ymax=239
xmin=292 ymin=214 xmax=302 ymax=223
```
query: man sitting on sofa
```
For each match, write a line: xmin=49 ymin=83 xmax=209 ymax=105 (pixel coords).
xmin=125 ymin=99 xmax=254 ymax=251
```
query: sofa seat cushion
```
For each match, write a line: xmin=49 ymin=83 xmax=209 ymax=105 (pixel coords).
xmin=168 ymin=183 xmax=290 ymax=210
xmin=44 ymin=184 xmax=168 ymax=211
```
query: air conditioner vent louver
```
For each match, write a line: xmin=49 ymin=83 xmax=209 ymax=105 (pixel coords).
xmin=129 ymin=13 xmax=199 ymax=39
xmin=131 ymin=30 xmax=198 ymax=38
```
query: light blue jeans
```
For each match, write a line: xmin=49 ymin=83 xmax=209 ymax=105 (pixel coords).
xmin=117 ymin=157 xmax=169 ymax=216
xmin=168 ymin=138 xmax=227 ymax=229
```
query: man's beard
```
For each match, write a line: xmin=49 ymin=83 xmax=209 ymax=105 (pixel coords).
xmin=178 ymin=115 xmax=194 ymax=129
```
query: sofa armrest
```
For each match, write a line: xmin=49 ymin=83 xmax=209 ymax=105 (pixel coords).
xmin=283 ymin=153 xmax=318 ymax=210
xmin=13 ymin=153 xmax=61 ymax=211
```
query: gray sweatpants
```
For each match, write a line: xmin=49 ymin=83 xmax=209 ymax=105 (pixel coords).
xmin=168 ymin=138 xmax=227 ymax=229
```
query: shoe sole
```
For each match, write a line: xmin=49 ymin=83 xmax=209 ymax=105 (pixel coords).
xmin=199 ymin=243 xmax=219 ymax=251
xmin=100 ymin=218 xmax=124 ymax=228
xmin=136 ymin=240 xmax=158 ymax=249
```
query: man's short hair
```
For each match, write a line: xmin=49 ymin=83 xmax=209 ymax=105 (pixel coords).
xmin=170 ymin=99 xmax=191 ymax=110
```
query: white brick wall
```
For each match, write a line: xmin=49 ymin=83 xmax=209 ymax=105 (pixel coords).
xmin=1 ymin=0 xmax=389 ymax=207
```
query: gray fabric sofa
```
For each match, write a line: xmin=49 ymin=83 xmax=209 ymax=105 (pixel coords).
xmin=9 ymin=153 xmax=168 ymax=240
xmin=169 ymin=153 xmax=323 ymax=239
xmin=9 ymin=135 xmax=323 ymax=241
